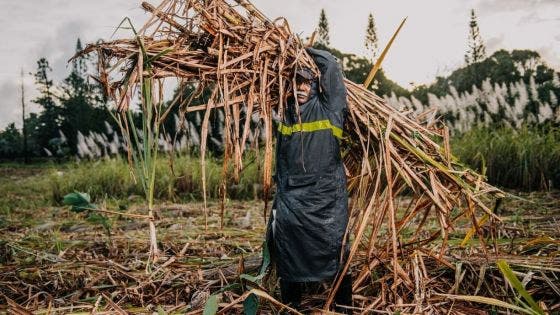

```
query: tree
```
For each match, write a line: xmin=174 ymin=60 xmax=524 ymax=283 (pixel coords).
xmin=427 ymin=49 xmax=555 ymax=97
xmin=58 ymin=38 xmax=115 ymax=156
xmin=407 ymin=48 xmax=560 ymax=129
xmin=465 ymin=9 xmax=486 ymax=65
xmin=364 ymin=13 xmax=379 ymax=61
xmin=0 ymin=123 xmax=22 ymax=159
xmin=317 ymin=9 xmax=330 ymax=47
xmin=23 ymin=113 xmax=41 ymax=157
xmin=63 ymin=38 xmax=89 ymax=98
xmin=312 ymin=45 xmax=410 ymax=98
xmin=21 ymin=69 xmax=28 ymax=163
xmin=32 ymin=58 xmax=61 ymax=155
xmin=58 ymin=39 xmax=94 ymax=155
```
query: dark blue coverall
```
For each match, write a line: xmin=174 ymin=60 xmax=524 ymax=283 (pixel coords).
xmin=268 ymin=48 xmax=352 ymax=311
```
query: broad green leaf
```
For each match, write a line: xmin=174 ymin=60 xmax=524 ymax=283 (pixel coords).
xmin=496 ymin=260 xmax=545 ymax=315
xmin=243 ymin=293 xmax=259 ymax=315
xmin=63 ymin=191 xmax=90 ymax=205
xmin=203 ymin=294 xmax=218 ymax=315
xmin=63 ymin=192 xmax=96 ymax=213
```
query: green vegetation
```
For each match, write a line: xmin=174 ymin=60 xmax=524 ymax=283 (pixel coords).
xmin=0 ymin=155 xmax=262 ymax=218
xmin=2 ymin=125 xmax=558 ymax=221
xmin=451 ymin=126 xmax=560 ymax=190
xmin=412 ymin=49 xmax=559 ymax=106
xmin=52 ymin=155 xmax=260 ymax=201
xmin=63 ymin=192 xmax=112 ymax=240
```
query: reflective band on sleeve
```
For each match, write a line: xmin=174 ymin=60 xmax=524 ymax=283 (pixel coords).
xmin=278 ymin=119 xmax=343 ymax=139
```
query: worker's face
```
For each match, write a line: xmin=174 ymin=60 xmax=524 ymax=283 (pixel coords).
xmin=296 ymin=78 xmax=312 ymax=104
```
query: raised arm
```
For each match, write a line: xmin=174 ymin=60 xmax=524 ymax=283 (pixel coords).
xmin=306 ymin=47 xmax=347 ymax=111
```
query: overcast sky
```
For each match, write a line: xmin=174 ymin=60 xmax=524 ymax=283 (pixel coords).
xmin=1 ymin=0 xmax=559 ymax=129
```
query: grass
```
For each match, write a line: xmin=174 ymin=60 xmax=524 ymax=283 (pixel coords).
xmin=0 ymin=154 xmax=262 ymax=218
xmin=451 ymin=125 xmax=560 ymax=191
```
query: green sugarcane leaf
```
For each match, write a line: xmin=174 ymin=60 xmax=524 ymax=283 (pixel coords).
xmin=63 ymin=192 xmax=96 ymax=213
xmin=240 ymin=241 xmax=271 ymax=286
xmin=203 ymin=294 xmax=219 ymax=315
xmin=243 ymin=293 xmax=259 ymax=315
xmin=259 ymin=241 xmax=270 ymax=275
xmin=437 ymin=293 xmax=535 ymax=315
xmin=496 ymin=260 xmax=545 ymax=315
xmin=147 ymin=48 xmax=173 ymax=64
xmin=239 ymin=273 xmax=261 ymax=283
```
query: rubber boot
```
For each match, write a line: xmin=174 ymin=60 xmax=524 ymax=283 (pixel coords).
xmin=333 ymin=274 xmax=353 ymax=314
xmin=280 ymin=279 xmax=303 ymax=313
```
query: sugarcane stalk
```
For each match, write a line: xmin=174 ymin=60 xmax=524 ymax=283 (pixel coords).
xmin=363 ymin=17 xmax=407 ymax=90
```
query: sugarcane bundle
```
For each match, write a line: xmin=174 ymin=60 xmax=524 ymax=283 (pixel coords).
xmin=78 ymin=0 xmax=503 ymax=311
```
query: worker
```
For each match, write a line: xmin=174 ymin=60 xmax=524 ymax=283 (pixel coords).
xmin=267 ymin=47 xmax=352 ymax=313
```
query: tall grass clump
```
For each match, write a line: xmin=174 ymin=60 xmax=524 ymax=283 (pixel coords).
xmin=49 ymin=158 xmax=138 ymax=202
xmin=48 ymin=155 xmax=261 ymax=203
xmin=451 ymin=126 xmax=560 ymax=190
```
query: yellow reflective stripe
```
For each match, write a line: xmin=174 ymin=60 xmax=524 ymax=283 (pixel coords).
xmin=278 ymin=119 xmax=343 ymax=139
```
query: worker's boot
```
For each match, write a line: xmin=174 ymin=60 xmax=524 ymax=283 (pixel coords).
xmin=333 ymin=274 xmax=353 ymax=314
xmin=280 ymin=279 xmax=303 ymax=312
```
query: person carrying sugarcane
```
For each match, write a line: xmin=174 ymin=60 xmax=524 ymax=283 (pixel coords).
xmin=267 ymin=47 xmax=352 ymax=313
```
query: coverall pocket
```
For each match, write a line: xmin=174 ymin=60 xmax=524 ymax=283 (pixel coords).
xmin=287 ymin=174 xmax=317 ymax=188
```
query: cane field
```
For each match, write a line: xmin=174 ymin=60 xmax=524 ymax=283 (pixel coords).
xmin=1 ymin=0 xmax=560 ymax=314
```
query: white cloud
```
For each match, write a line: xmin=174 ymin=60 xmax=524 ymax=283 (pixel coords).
xmin=0 ymin=0 xmax=148 ymax=129
xmin=538 ymin=45 xmax=560 ymax=69
xmin=476 ymin=0 xmax=559 ymax=15
xmin=0 ymin=77 xmax=40 ymax=130
xmin=0 ymin=81 xmax=21 ymax=130
xmin=486 ymin=34 xmax=506 ymax=53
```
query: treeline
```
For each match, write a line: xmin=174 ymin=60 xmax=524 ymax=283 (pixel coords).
xmin=2 ymin=47 xmax=559 ymax=161
xmin=0 ymin=40 xmax=115 ymax=160
xmin=384 ymin=50 xmax=560 ymax=133
xmin=314 ymin=8 xmax=560 ymax=129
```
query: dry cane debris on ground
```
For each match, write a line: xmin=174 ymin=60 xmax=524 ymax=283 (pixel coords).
xmin=2 ymin=0 xmax=560 ymax=313
xmin=1 ymin=189 xmax=560 ymax=314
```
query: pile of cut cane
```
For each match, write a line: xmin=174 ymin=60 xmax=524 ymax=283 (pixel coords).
xmin=79 ymin=0 xmax=506 ymax=311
